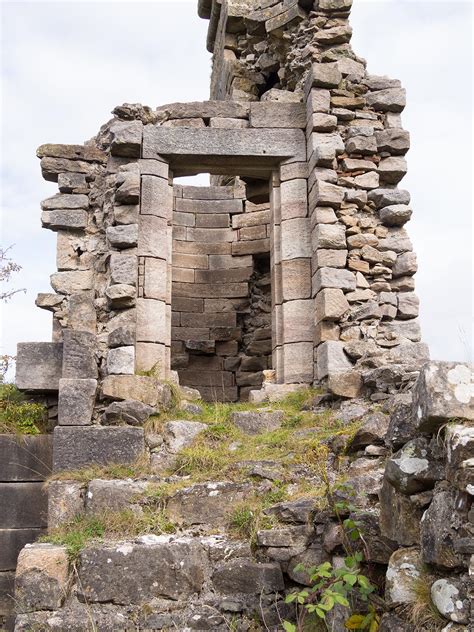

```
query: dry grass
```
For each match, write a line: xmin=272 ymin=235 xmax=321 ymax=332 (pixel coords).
xmin=405 ymin=575 xmax=446 ymax=632
xmin=45 ymin=453 xmax=154 ymax=485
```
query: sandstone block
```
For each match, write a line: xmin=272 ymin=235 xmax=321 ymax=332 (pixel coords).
xmin=368 ymin=188 xmax=410 ymax=209
xmin=0 ymin=435 xmax=52 ymax=482
xmin=102 ymin=399 xmax=155 ymax=426
xmin=41 ymin=193 xmax=88 ymax=210
xmin=0 ymin=483 xmax=47 ymax=528
xmin=86 ymin=479 xmax=148 ymax=514
xmin=58 ymin=378 xmax=97 ymax=425
xmin=136 ymin=298 xmax=167 ymax=343
xmin=379 ymin=204 xmax=412 ymax=226
xmin=16 ymin=342 xmax=63 ymax=392
xmin=280 ymin=178 xmax=308 ymax=220
xmin=316 ymin=341 xmax=352 ymax=380
xmin=310 ymin=113 xmax=337 ymax=132
xmin=144 ymin=257 xmax=168 ymax=301
xmin=53 ymin=426 xmax=145 ymax=471
xmin=397 ymin=292 xmax=419 ymax=319
xmin=48 ymin=481 xmax=85 ymax=529
xmin=167 ymin=482 xmax=251 ymax=526
xmin=109 ymin=120 xmax=142 ymax=157
xmin=231 ymin=238 xmax=270 ymax=256
xmin=312 ymin=267 xmax=356 ymax=294
xmin=212 ymin=559 xmax=284 ymax=595
xmin=106 ymin=283 xmax=136 ymax=308
xmin=78 ymin=538 xmax=205 ymax=603
xmin=155 ymin=100 xmax=249 ymax=120
xmin=282 ymin=299 xmax=313 ymax=343
xmin=102 ymin=375 xmax=172 ymax=407
xmin=68 ymin=294 xmax=97 ymax=333
xmin=310 ymin=62 xmax=342 ymax=88
xmin=312 ymin=248 xmax=347 ymax=269
xmin=110 ymin=253 xmax=138 ymax=286
xmin=16 ymin=544 xmax=69 ymax=612
xmin=312 ymin=224 xmax=346 ymax=250
xmin=141 ymin=175 xmax=172 ymax=220
xmin=392 ymin=251 xmax=417 ymax=277
xmin=62 ymin=330 xmax=97 ymax=379
xmin=345 ymin=134 xmax=377 ymax=155
xmin=281 ymin=218 xmax=311 ymax=260
xmin=0 ymin=529 xmax=45 ymax=571
xmin=378 ymin=156 xmax=407 ymax=184
xmin=375 ymin=128 xmax=410 ymax=155
xmin=250 ymin=102 xmax=306 ymax=128
xmin=315 ymin=288 xmax=349 ymax=322
xmin=412 ymin=361 xmax=474 ymax=433
xmin=41 ymin=209 xmax=88 ymax=231
xmin=50 ymin=269 xmax=93 ymax=294
xmin=115 ymin=170 xmax=140 ymax=204
xmin=283 ymin=342 xmax=314 ymax=383
xmin=328 ymin=371 xmax=362 ymax=398
xmin=106 ymin=224 xmax=138 ymax=249
xmin=37 ymin=143 xmax=106 ymax=163
xmin=366 ymin=87 xmax=406 ymax=113
xmin=281 ymin=259 xmax=311 ymax=300
xmin=107 ymin=346 xmax=135 ymax=375
xmin=231 ymin=410 xmax=284 ymax=435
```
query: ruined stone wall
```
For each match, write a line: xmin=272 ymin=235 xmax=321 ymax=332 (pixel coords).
xmin=171 ymin=185 xmax=272 ymax=401
xmin=201 ymin=0 xmax=428 ymax=399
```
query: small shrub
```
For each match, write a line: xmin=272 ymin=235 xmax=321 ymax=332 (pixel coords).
xmin=0 ymin=383 xmax=47 ymax=434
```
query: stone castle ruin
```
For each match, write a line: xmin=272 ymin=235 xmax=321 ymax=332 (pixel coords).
xmin=1 ymin=1 xmax=472 ymax=630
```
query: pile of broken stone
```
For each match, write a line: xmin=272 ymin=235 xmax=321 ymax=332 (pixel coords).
xmin=13 ymin=361 xmax=473 ymax=631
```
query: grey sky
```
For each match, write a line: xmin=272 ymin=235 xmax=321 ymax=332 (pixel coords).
xmin=1 ymin=0 xmax=472 ymax=373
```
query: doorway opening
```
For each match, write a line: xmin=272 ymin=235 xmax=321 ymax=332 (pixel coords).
xmin=170 ymin=174 xmax=272 ymax=401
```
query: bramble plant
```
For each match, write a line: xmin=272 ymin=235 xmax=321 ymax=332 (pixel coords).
xmin=283 ymin=485 xmax=380 ymax=632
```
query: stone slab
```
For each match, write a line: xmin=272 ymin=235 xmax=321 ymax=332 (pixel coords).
xmin=53 ymin=426 xmax=145 ymax=471
xmin=62 ymin=330 xmax=98 ymax=379
xmin=0 ymin=435 xmax=53 ymax=482
xmin=0 ymin=483 xmax=48 ymax=528
xmin=0 ymin=529 xmax=45 ymax=571
xmin=249 ymin=102 xmax=306 ymax=128
xmin=16 ymin=342 xmax=63 ymax=392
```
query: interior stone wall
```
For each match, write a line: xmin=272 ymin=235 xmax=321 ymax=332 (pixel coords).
xmin=171 ymin=184 xmax=272 ymax=401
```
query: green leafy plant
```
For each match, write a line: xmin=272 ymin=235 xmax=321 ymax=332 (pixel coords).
xmin=283 ymin=485 xmax=380 ymax=632
xmin=0 ymin=383 xmax=47 ymax=434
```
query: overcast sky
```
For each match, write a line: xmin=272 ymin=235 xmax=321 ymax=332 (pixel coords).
xmin=1 ymin=0 xmax=472 ymax=376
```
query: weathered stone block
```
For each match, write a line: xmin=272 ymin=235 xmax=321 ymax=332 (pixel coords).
xmin=114 ymin=204 xmax=139 ymax=225
xmin=0 ymin=529 xmax=44 ymax=571
xmin=283 ymin=342 xmax=314 ymax=383
xmin=282 ymin=299 xmax=314 ymax=343
xmin=231 ymin=410 xmax=284 ymax=435
xmin=0 ymin=483 xmax=47 ymax=528
xmin=141 ymin=175 xmax=173 ymax=220
xmin=312 ymin=224 xmax=346 ymax=250
xmin=136 ymin=298 xmax=167 ymax=344
xmin=68 ymin=293 xmax=97 ymax=333
xmin=48 ymin=481 xmax=85 ymax=529
xmin=316 ymin=341 xmax=352 ymax=380
xmin=50 ymin=269 xmax=94 ymax=294
xmin=106 ymin=224 xmax=139 ymax=249
xmin=58 ymin=378 xmax=97 ymax=425
xmin=167 ymin=482 xmax=251 ymax=526
xmin=310 ymin=62 xmax=342 ymax=88
xmin=281 ymin=259 xmax=311 ymax=300
xmin=41 ymin=209 xmax=88 ymax=231
xmin=156 ymin=100 xmax=249 ymax=120
xmin=281 ymin=218 xmax=311 ymax=260
xmin=379 ymin=479 xmax=423 ymax=546
xmin=315 ymin=288 xmax=349 ymax=322
xmin=412 ymin=361 xmax=474 ymax=433
xmin=212 ymin=559 xmax=284 ymax=595
xmin=110 ymin=120 xmax=143 ymax=157
xmin=378 ymin=156 xmax=407 ymax=184
xmin=16 ymin=342 xmax=63 ymax=392
xmin=110 ymin=253 xmax=138 ymax=286
xmin=280 ymin=178 xmax=308 ymax=220
xmin=366 ymin=87 xmax=406 ymax=113
xmin=86 ymin=479 xmax=148 ymax=514
xmin=249 ymin=102 xmax=306 ymax=128
xmin=0 ymin=435 xmax=52 ymax=482
xmin=379 ymin=204 xmax=412 ymax=226
xmin=53 ymin=426 xmax=145 ymax=471
xmin=312 ymin=267 xmax=356 ymax=294
xmin=102 ymin=375 xmax=172 ymax=408
xmin=41 ymin=194 xmax=88 ymax=210
xmin=62 ymin=330 xmax=97 ymax=379
xmin=15 ymin=544 xmax=69 ymax=612
xmin=78 ymin=539 xmax=205 ymax=603
xmin=385 ymin=548 xmax=422 ymax=605
xmin=107 ymin=347 xmax=135 ymax=375
xmin=138 ymin=216 xmax=169 ymax=258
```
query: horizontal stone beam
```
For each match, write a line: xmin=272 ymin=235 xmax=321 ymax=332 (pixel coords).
xmin=143 ymin=127 xmax=306 ymax=175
